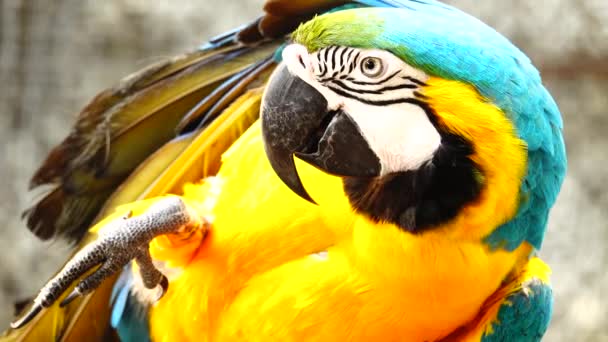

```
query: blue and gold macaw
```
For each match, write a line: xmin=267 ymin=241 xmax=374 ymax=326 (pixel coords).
xmin=3 ymin=1 xmax=566 ymax=341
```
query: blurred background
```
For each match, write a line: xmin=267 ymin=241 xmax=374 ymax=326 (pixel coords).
xmin=0 ymin=1 xmax=606 ymax=340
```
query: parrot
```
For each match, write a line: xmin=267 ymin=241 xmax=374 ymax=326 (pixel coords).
xmin=2 ymin=0 xmax=566 ymax=341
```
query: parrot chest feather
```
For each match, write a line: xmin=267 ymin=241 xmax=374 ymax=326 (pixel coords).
xmin=148 ymin=123 xmax=529 ymax=341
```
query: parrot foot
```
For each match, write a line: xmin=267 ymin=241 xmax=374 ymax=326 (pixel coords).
xmin=10 ymin=196 xmax=205 ymax=329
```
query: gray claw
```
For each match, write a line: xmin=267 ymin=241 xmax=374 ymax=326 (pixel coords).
xmin=10 ymin=304 xmax=41 ymax=329
xmin=10 ymin=197 xmax=201 ymax=329
xmin=156 ymin=275 xmax=170 ymax=302
xmin=59 ymin=289 xmax=81 ymax=308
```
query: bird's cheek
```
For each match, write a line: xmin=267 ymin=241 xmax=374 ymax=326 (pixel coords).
xmin=346 ymin=104 xmax=441 ymax=175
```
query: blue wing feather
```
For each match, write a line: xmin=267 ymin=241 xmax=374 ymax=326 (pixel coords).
xmin=110 ymin=268 xmax=151 ymax=342
xmin=482 ymin=279 xmax=553 ymax=342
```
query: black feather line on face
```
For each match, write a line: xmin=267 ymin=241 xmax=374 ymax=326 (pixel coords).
xmin=329 ymin=80 xmax=417 ymax=95
xmin=343 ymin=100 xmax=483 ymax=233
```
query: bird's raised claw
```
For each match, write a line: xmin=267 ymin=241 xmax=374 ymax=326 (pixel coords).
xmin=10 ymin=196 xmax=204 ymax=329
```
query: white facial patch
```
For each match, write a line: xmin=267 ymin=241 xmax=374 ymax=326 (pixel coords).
xmin=281 ymin=44 xmax=441 ymax=174
xmin=345 ymin=100 xmax=441 ymax=174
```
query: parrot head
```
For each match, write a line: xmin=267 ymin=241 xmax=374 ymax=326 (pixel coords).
xmin=261 ymin=5 xmax=566 ymax=250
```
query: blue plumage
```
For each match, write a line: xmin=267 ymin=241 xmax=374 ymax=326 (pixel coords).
xmin=482 ymin=279 xmax=553 ymax=341
xmin=110 ymin=268 xmax=151 ymax=342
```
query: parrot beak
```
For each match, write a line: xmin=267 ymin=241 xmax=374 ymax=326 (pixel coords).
xmin=261 ymin=64 xmax=381 ymax=203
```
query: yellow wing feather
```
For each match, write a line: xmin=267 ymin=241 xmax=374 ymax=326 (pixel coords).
xmin=24 ymin=43 xmax=276 ymax=242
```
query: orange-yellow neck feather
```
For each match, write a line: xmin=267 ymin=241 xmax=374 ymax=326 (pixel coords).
xmin=422 ymin=78 xmax=527 ymax=242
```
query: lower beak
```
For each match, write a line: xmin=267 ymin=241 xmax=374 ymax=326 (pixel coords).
xmin=261 ymin=64 xmax=380 ymax=202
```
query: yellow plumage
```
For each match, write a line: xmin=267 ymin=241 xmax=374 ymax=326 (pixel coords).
xmin=422 ymin=77 xmax=527 ymax=240
xmin=145 ymin=119 xmax=530 ymax=340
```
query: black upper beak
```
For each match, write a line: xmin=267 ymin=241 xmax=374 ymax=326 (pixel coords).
xmin=261 ymin=64 xmax=381 ymax=203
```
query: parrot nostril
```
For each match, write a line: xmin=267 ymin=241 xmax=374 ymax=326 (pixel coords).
xmin=283 ymin=44 xmax=312 ymax=74
xmin=298 ymin=55 xmax=306 ymax=69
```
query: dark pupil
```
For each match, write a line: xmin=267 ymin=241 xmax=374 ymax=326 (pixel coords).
xmin=364 ymin=59 xmax=376 ymax=71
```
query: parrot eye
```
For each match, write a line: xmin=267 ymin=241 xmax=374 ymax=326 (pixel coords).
xmin=360 ymin=57 xmax=385 ymax=78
